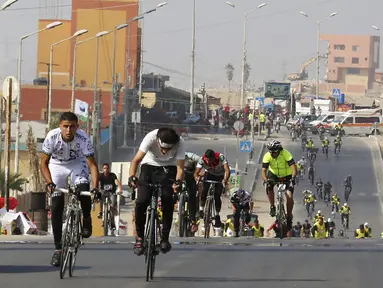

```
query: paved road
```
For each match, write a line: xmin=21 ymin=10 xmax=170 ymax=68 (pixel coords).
xmin=1 ymin=242 xmax=383 ymax=287
xmin=279 ymin=132 xmax=383 ymax=236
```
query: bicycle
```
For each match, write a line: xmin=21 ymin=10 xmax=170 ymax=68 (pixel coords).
xmin=335 ymin=144 xmax=341 ymax=154
xmin=324 ymin=193 xmax=330 ymax=207
xmin=323 ymin=146 xmax=329 ymax=159
xmin=344 ymin=186 xmax=351 ymax=202
xmin=341 ymin=214 xmax=349 ymax=230
xmin=202 ymin=179 xmax=223 ymax=239
xmin=274 ymin=179 xmax=292 ymax=239
xmin=101 ymin=190 xmax=116 ymax=236
xmin=308 ymin=171 xmax=314 ymax=186
xmin=331 ymin=202 xmax=338 ymax=218
xmin=57 ymin=186 xmax=92 ymax=279
xmin=316 ymin=187 xmax=323 ymax=200
xmin=305 ymin=202 xmax=314 ymax=219
xmin=177 ymin=181 xmax=193 ymax=237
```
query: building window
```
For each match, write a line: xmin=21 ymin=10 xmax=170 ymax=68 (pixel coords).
xmin=334 ymin=57 xmax=345 ymax=63
xmin=352 ymin=57 xmax=359 ymax=64
xmin=334 ymin=44 xmax=345 ymax=50
xmin=352 ymin=45 xmax=360 ymax=52
xmin=347 ymin=68 xmax=360 ymax=75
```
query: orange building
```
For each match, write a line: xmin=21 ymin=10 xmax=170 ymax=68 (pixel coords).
xmin=36 ymin=0 xmax=140 ymax=89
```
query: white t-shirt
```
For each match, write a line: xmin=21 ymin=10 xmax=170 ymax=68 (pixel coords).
xmin=42 ymin=128 xmax=94 ymax=164
xmin=139 ymin=129 xmax=185 ymax=166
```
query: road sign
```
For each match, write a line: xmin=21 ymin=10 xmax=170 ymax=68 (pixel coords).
xmin=255 ymin=97 xmax=265 ymax=107
xmin=131 ymin=111 xmax=141 ymax=123
xmin=332 ymin=88 xmax=341 ymax=98
xmin=240 ymin=140 xmax=252 ymax=152
xmin=233 ymin=120 xmax=244 ymax=131
xmin=2 ymin=76 xmax=18 ymax=102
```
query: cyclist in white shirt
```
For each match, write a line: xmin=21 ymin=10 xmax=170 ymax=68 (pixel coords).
xmin=128 ymin=127 xmax=185 ymax=255
xmin=40 ymin=112 xmax=99 ymax=267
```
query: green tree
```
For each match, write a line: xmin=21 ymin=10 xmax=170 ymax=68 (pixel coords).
xmin=0 ymin=170 xmax=27 ymax=197
xmin=225 ymin=63 xmax=235 ymax=91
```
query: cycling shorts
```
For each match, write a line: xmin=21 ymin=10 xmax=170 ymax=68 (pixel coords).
xmin=266 ymin=171 xmax=294 ymax=194
xmin=49 ymin=159 xmax=90 ymax=195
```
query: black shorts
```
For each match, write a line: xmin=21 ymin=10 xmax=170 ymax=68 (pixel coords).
xmin=266 ymin=171 xmax=294 ymax=194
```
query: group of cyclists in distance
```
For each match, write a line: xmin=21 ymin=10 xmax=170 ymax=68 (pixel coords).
xmin=40 ymin=111 xmax=375 ymax=268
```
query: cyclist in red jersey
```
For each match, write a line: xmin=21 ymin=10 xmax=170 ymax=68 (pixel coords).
xmin=194 ymin=149 xmax=230 ymax=228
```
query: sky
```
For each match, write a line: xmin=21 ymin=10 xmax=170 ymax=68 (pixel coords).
xmin=0 ymin=0 xmax=382 ymax=91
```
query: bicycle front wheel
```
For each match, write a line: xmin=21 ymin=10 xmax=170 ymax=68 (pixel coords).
xmin=69 ymin=211 xmax=81 ymax=277
xmin=60 ymin=210 xmax=74 ymax=279
xmin=146 ymin=208 xmax=156 ymax=281
xmin=204 ymin=199 xmax=213 ymax=239
xmin=103 ymin=204 xmax=109 ymax=236
xmin=178 ymin=193 xmax=186 ymax=237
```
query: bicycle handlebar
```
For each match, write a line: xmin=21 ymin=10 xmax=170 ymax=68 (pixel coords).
xmin=204 ymin=180 xmax=224 ymax=184
xmin=56 ymin=188 xmax=92 ymax=197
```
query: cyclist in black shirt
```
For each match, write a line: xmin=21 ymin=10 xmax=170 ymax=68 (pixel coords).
xmin=98 ymin=163 xmax=123 ymax=224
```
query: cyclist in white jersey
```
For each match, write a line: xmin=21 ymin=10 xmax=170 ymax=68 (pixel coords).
xmin=40 ymin=112 xmax=99 ymax=267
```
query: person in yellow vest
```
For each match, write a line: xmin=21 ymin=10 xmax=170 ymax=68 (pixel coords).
xmin=224 ymin=214 xmax=235 ymax=237
xmin=259 ymin=112 xmax=265 ymax=131
xmin=311 ymin=216 xmax=327 ymax=239
xmin=363 ymin=222 xmax=372 ymax=238
xmin=251 ymin=220 xmax=264 ymax=238
xmin=354 ymin=224 xmax=367 ymax=239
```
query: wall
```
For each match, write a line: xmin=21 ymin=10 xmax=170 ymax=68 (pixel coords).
xmin=20 ymin=85 xmax=124 ymax=128
xmin=36 ymin=20 xmax=72 ymax=86
xmin=70 ymin=0 xmax=140 ymax=88
xmin=0 ymin=151 xmax=34 ymax=178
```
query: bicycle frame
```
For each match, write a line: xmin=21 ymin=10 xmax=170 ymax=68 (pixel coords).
xmin=276 ymin=183 xmax=287 ymax=239
xmin=203 ymin=180 xmax=222 ymax=238
xmin=102 ymin=190 xmax=115 ymax=236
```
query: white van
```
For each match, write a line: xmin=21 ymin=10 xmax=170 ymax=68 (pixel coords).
xmin=328 ymin=108 xmax=383 ymax=136
xmin=308 ymin=112 xmax=345 ymax=134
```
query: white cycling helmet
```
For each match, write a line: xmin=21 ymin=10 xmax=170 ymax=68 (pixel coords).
xmin=344 ymin=203 xmax=348 ymax=207
xmin=317 ymin=210 xmax=321 ymax=214
xmin=328 ymin=218 xmax=332 ymax=222
xmin=364 ymin=222 xmax=369 ymax=227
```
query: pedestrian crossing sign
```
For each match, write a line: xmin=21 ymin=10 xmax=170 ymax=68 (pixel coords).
xmin=332 ymin=88 xmax=341 ymax=97
xmin=240 ymin=141 xmax=252 ymax=152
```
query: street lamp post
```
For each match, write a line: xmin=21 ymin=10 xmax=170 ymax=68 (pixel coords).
xmin=47 ymin=29 xmax=88 ymax=133
xmin=190 ymin=0 xmax=196 ymax=114
xmin=124 ymin=3 xmax=167 ymax=146
xmin=137 ymin=2 xmax=168 ymax=104
xmin=70 ymin=31 xmax=109 ymax=112
xmin=109 ymin=23 xmax=128 ymax=163
xmin=15 ymin=20 xmax=62 ymax=174
xmin=0 ymin=0 xmax=17 ymax=10
xmin=300 ymin=11 xmax=338 ymax=98
xmin=227 ymin=2 xmax=266 ymax=110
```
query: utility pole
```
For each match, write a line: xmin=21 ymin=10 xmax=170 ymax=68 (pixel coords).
xmin=39 ymin=61 xmax=59 ymax=134
xmin=4 ymin=78 xmax=12 ymax=211
xmin=0 ymin=97 xmax=3 ymax=170
xmin=190 ymin=0 xmax=196 ymax=114
xmin=97 ymin=89 xmax=102 ymax=168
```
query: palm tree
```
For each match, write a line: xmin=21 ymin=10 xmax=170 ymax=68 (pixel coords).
xmin=244 ymin=62 xmax=251 ymax=88
xmin=225 ymin=63 xmax=235 ymax=91
xmin=0 ymin=170 xmax=27 ymax=197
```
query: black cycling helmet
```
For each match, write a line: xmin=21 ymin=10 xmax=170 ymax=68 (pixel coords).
xmin=267 ymin=140 xmax=282 ymax=151
xmin=157 ymin=127 xmax=180 ymax=148
xmin=204 ymin=149 xmax=215 ymax=159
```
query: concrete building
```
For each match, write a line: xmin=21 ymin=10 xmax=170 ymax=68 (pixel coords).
xmin=36 ymin=0 xmax=140 ymax=89
xmin=319 ymin=34 xmax=380 ymax=95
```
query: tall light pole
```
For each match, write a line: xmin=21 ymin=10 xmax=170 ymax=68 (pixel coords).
xmin=300 ymin=11 xmax=338 ymax=98
xmin=93 ymin=31 xmax=110 ymax=166
xmin=190 ymin=0 xmax=196 ymax=114
xmin=138 ymin=2 xmax=168 ymax=104
xmin=227 ymin=2 xmax=266 ymax=110
xmin=109 ymin=24 xmax=128 ymax=162
xmin=15 ymin=20 xmax=62 ymax=174
xmin=47 ymin=29 xmax=88 ymax=133
xmin=0 ymin=0 xmax=18 ymax=10
xmin=124 ymin=3 xmax=167 ymax=146
xmin=71 ymin=31 xmax=109 ymax=112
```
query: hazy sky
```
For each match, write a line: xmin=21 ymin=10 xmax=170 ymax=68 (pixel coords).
xmin=0 ymin=0 xmax=382 ymax=90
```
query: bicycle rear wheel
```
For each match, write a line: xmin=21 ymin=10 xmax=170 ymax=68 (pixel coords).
xmin=204 ymin=199 xmax=213 ymax=238
xmin=69 ymin=212 xmax=81 ymax=277
xmin=178 ymin=193 xmax=186 ymax=237
xmin=60 ymin=210 xmax=74 ymax=279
